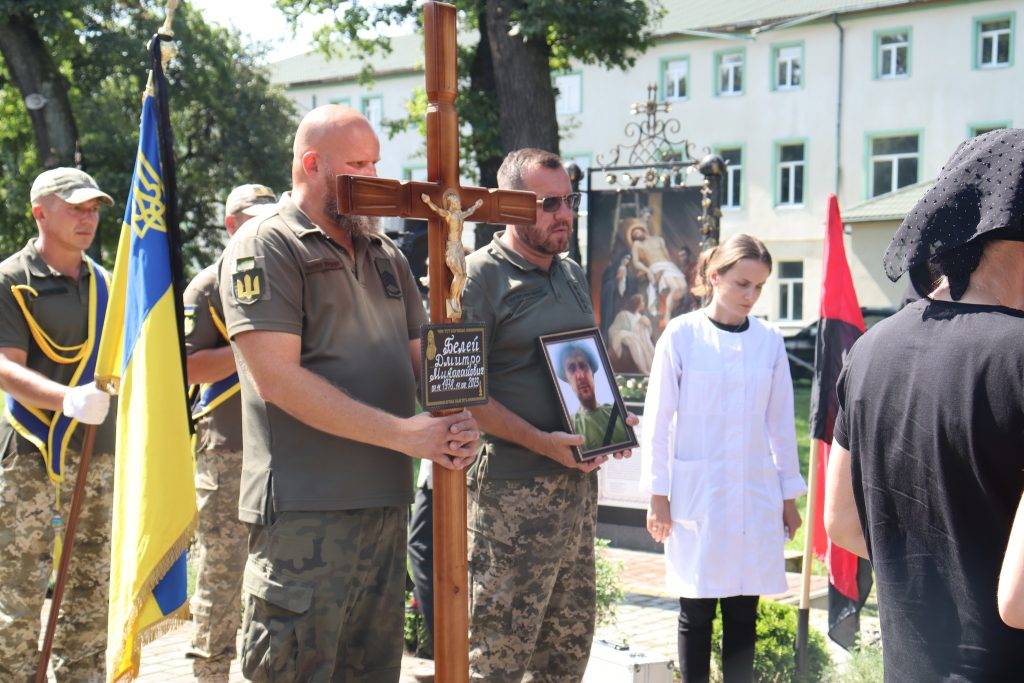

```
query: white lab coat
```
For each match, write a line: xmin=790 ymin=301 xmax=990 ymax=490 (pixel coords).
xmin=640 ymin=311 xmax=806 ymax=598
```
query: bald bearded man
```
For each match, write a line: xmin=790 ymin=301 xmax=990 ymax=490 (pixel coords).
xmin=220 ymin=105 xmax=481 ymax=682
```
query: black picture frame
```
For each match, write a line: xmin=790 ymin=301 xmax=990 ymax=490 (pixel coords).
xmin=538 ymin=327 xmax=638 ymax=462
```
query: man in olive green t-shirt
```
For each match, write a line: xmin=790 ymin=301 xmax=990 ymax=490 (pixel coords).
xmin=462 ymin=149 xmax=636 ymax=682
xmin=219 ymin=105 xmax=480 ymax=681
xmin=0 ymin=168 xmax=116 ymax=679
xmin=184 ymin=183 xmax=276 ymax=680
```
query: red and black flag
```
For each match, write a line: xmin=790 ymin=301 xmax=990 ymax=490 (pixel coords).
xmin=809 ymin=194 xmax=873 ymax=648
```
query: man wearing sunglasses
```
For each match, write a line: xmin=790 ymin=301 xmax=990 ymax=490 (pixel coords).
xmin=461 ymin=148 xmax=636 ymax=681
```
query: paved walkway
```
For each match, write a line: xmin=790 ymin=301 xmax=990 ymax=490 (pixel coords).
xmin=595 ymin=547 xmax=832 ymax=666
xmin=53 ymin=546 xmax=862 ymax=681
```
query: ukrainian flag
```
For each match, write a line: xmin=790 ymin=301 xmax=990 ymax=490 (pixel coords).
xmin=95 ymin=86 xmax=196 ymax=681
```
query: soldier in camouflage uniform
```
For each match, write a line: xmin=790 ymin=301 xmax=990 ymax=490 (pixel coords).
xmin=219 ymin=105 xmax=480 ymax=682
xmin=184 ymin=184 xmax=277 ymax=681
xmin=0 ymin=168 xmax=117 ymax=681
xmin=462 ymin=149 xmax=636 ymax=682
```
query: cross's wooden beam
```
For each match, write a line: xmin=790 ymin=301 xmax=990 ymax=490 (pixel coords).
xmin=335 ymin=5 xmax=538 ymax=680
xmin=336 ymin=176 xmax=536 ymax=225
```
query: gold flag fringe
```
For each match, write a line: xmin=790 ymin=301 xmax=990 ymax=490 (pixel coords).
xmin=108 ymin=512 xmax=197 ymax=683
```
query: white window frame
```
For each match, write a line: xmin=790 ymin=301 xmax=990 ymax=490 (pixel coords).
xmin=869 ymin=135 xmax=919 ymax=198
xmin=663 ymin=59 xmax=689 ymax=102
xmin=778 ymin=261 xmax=804 ymax=322
xmin=718 ymin=52 xmax=744 ymax=96
xmin=361 ymin=95 xmax=383 ymax=131
xmin=555 ymin=73 xmax=582 ymax=116
xmin=979 ymin=18 xmax=1012 ymax=68
xmin=777 ymin=143 xmax=805 ymax=207
xmin=719 ymin=148 xmax=742 ymax=209
xmin=878 ymin=32 xmax=909 ymax=79
xmin=775 ymin=45 xmax=802 ymax=90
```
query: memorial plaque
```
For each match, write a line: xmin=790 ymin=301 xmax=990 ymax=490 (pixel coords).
xmin=421 ymin=322 xmax=489 ymax=410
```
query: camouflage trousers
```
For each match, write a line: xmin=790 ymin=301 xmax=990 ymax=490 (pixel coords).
xmin=188 ymin=449 xmax=248 ymax=680
xmin=239 ymin=506 xmax=408 ymax=683
xmin=468 ymin=471 xmax=598 ymax=683
xmin=0 ymin=449 xmax=114 ymax=682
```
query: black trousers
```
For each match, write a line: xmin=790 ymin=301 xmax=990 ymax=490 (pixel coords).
xmin=677 ymin=595 xmax=759 ymax=683
xmin=408 ymin=484 xmax=435 ymax=648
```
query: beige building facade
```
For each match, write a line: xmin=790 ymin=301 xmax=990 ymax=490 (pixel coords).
xmin=270 ymin=0 xmax=1023 ymax=331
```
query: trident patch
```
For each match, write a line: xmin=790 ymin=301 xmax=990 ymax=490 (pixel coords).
xmin=232 ymin=257 xmax=266 ymax=305
xmin=183 ymin=304 xmax=197 ymax=336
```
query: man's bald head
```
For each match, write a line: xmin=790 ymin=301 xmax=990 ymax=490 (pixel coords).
xmin=292 ymin=105 xmax=379 ymax=182
xmin=290 ymin=104 xmax=381 ymax=236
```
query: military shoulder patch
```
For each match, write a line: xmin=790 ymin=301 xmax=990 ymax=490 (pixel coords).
xmin=374 ymin=257 xmax=403 ymax=299
xmin=232 ymin=266 xmax=266 ymax=304
xmin=183 ymin=304 xmax=197 ymax=337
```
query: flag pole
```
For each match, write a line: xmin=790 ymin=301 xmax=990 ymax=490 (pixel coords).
xmin=796 ymin=438 xmax=821 ymax=675
xmin=35 ymin=5 xmax=182 ymax=681
xmin=35 ymin=423 xmax=98 ymax=683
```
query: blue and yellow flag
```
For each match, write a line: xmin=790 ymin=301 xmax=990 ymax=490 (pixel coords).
xmin=95 ymin=78 xmax=196 ymax=681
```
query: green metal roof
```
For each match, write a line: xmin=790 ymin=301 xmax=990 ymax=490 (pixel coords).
xmin=843 ymin=180 xmax=935 ymax=223
xmin=658 ymin=0 xmax=924 ymax=34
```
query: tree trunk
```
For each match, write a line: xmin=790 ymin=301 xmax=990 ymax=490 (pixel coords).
xmin=471 ymin=2 xmax=501 ymax=189
xmin=484 ymin=0 xmax=560 ymax=156
xmin=0 ymin=13 xmax=79 ymax=168
xmin=471 ymin=0 xmax=505 ymax=248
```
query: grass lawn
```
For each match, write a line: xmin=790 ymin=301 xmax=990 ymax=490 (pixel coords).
xmin=787 ymin=378 xmax=826 ymax=574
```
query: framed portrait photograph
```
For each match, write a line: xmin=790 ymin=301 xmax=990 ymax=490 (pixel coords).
xmin=539 ymin=327 xmax=639 ymax=462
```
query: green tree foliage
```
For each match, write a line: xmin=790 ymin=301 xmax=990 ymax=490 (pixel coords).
xmin=0 ymin=1 xmax=295 ymax=270
xmin=273 ymin=0 xmax=661 ymax=183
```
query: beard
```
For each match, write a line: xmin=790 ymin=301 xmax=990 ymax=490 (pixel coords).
xmin=323 ymin=190 xmax=379 ymax=238
xmin=520 ymin=219 xmax=572 ymax=256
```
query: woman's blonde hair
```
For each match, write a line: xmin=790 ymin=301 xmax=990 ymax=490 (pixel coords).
xmin=690 ymin=233 xmax=773 ymax=300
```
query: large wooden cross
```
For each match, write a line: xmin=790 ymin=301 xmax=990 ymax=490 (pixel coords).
xmin=336 ymin=3 xmax=535 ymax=680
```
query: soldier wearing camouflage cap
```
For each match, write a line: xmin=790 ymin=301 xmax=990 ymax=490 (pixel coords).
xmin=183 ymin=183 xmax=276 ymax=681
xmin=0 ymin=167 xmax=116 ymax=679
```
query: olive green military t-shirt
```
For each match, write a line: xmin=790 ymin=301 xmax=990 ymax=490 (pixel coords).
xmin=461 ymin=232 xmax=596 ymax=480
xmin=219 ymin=194 xmax=427 ymax=524
xmin=573 ymin=403 xmax=628 ymax=452
xmin=184 ymin=262 xmax=242 ymax=454
xmin=0 ymin=239 xmax=116 ymax=458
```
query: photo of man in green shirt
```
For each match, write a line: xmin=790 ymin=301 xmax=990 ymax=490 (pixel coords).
xmin=555 ymin=340 xmax=629 ymax=454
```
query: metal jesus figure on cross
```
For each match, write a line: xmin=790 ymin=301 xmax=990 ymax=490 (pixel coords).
xmin=422 ymin=190 xmax=483 ymax=321
xmin=336 ymin=3 xmax=536 ymax=680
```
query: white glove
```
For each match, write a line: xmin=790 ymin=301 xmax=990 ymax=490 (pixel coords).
xmin=62 ymin=384 xmax=110 ymax=425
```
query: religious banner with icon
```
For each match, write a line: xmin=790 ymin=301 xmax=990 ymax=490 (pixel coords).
xmin=420 ymin=323 xmax=489 ymax=410
xmin=587 ymin=187 xmax=704 ymax=374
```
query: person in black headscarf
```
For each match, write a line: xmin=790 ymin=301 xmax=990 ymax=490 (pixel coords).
xmin=823 ymin=129 xmax=1024 ymax=681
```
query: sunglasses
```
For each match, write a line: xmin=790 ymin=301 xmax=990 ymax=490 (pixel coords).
xmin=536 ymin=192 xmax=582 ymax=213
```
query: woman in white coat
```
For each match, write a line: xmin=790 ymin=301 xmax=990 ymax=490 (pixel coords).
xmin=641 ymin=234 xmax=806 ymax=683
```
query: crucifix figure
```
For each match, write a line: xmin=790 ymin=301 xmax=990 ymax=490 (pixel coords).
xmin=421 ymin=190 xmax=483 ymax=320
xmin=336 ymin=3 xmax=535 ymax=680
